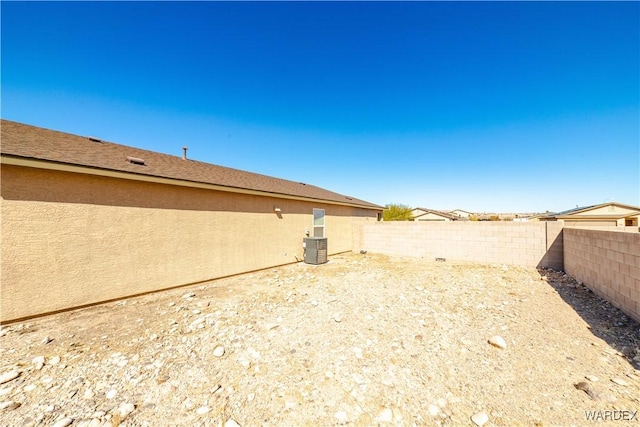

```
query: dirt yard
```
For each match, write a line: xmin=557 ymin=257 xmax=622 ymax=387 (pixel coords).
xmin=1 ymin=253 xmax=639 ymax=426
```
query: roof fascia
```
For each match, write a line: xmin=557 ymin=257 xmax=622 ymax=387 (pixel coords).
xmin=2 ymin=155 xmax=383 ymax=211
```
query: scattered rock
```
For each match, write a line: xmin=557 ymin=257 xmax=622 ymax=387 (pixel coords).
xmin=0 ymin=401 xmax=21 ymax=411
xmin=471 ymin=411 xmax=489 ymax=426
xmin=0 ymin=254 xmax=638 ymax=426
xmin=488 ymin=335 xmax=507 ymax=349
xmin=574 ymin=381 xmax=617 ymax=402
xmin=117 ymin=402 xmax=136 ymax=418
xmin=0 ymin=371 xmax=20 ymax=385
xmin=224 ymin=419 xmax=241 ymax=427
xmin=335 ymin=410 xmax=348 ymax=423
xmin=40 ymin=336 xmax=53 ymax=345
xmin=51 ymin=418 xmax=73 ymax=427
xmin=182 ymin=292 xmax=195 ymax=299
xmin=377 ymin=407 xmax=393 ymax=422
xmin=611 ymin=378 xmax=629 ymax=386
xmin=48 ymin=355 xmax=61 ymax=365
xmin=32 ymin=356 xmax=45 ymax=370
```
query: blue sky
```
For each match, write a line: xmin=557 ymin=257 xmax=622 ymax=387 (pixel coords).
xmin=2 ymin=1 xmax=638 ymax=213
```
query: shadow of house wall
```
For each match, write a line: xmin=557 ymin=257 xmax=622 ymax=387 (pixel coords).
xmin=563 ymin=228 xmax=640 ymax=323
xmin=354 ymin=221 xmax=564 ymax=268
xmin=1 ymin=165 xmax=378 ymax=323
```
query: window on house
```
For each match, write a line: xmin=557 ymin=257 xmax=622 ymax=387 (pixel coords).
xmin=313 ymin=208 xmax=325 ymax=237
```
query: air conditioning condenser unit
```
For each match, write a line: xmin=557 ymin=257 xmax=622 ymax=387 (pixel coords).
xmin=303 ymin=237 xmax=328 ymax=265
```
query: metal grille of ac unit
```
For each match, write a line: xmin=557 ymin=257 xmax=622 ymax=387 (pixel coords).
xmin=304 ymin=237 xmax=328 ymax=265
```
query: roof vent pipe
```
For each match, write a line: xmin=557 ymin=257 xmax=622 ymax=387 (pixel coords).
xmin=182 ymin=146 xmax=188 ymax=160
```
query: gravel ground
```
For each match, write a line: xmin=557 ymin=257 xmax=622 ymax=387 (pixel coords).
xmin=1 ymin=253 xmax=639 ymax=427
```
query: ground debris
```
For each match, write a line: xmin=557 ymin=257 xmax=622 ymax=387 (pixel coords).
xmin=0 ymin=253 xmax=638 ymax=425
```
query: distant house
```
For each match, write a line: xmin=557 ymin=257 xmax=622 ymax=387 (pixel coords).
xmin=411 ymin=207 xmax=461 ymax=221
xmin=552 ymin=202 xmax=640 ymax=227
xmin=449 ymin=209 xmax=472 ymax=219
xmin=522 ymin=212 xmax=557 ymax=222
xmin=1 ymin=119 xmax=383 ymax=322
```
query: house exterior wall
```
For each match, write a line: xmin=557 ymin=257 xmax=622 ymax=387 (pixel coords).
xmin=450 ymin=210 xmax=471 ymax=218
xmin=353 ymin=221 xmax=564 ymax=269
xmin=564 ymin=228 xmax=640 ymax=323
xmin=1 ymin=165 xmax=378 ymax=322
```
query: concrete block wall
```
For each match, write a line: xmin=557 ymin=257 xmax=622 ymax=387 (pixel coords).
xmin=354 ymin=221 xmax=564 ymax=269
xmin=564 ymin=228 xmax=640 ymax=322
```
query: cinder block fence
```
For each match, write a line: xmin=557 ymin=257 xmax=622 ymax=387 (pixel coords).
xmin=353 ymin=221 xmax=564 ymax=269
xmin=354 ymin=222 xmax=639 ymax=323
xmin=564 ymin=228 xmax=640 ymax=322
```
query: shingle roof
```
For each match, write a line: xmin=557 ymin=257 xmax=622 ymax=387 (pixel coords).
xmin=554 ymin=202 xmax=640 ymax=218
xmin=1 ymin=119 xmax=382 ymax=210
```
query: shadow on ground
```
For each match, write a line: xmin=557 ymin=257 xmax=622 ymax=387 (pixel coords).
xmin=538 ymin=267 xmax=640 ymax=371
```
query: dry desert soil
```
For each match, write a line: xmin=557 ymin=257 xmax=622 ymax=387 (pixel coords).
xmin=1 ymin=253 xmax=639 ymax=427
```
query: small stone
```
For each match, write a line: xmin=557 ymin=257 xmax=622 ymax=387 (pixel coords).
xmin=196 ymin=406 xmax=210 ymax=415
xmin=262 ymin=322 xmax=279 ymax=331
xmin=51 ymin=418 xmax=73 ymax=427
xmin=33 ymin=356 xmax=45 ymax=370
xmin=189 ymin=317 xmax=205 ymax=329
xmin=213 ymin=346 xmax=225 ymax=357
xmin=106 ymin=389 xmax=117 ymax=399
xmin=310 ymin=300 xmax=318 ymax=306
xmin=488 ymin=336 xmax=507 ymax=349
xmin=471 ymin=411 xmax=489 ymax=426
xmin=48 ymin=355 xmax=61 ymax=365
xmin=574 ymin=381 xmax=617 ymax=402
xmin=334 ymin=314 xmax=342 ymax=323
xmin=0 ymin=370 xmax=20 ymax=385
xmin=585 ymin=375 xmax=599 ymax=382
xmin=40 ymin=336 xmax=53 ymax=345
xmin=335 ymin=410 xmax=348 ymax=423
xmin=377 ymin=408 xmax=393 ymax=422
xmin=428 ymin=404 xmax=439 ymax=416
xmin=0 ymin=401 xmax=21 ymax=411
xmin=224 ymin=419 xmax=241 ymax=427
xmin=117 ymin=402 xmax=135 ymax=418
xmin=611 ymin=378 xmax=629 ymax=386
xmin=182 ymin=292 xmax=195 ymax=299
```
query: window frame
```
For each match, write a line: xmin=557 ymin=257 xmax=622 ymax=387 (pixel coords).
xmin=313 ymin=208 xmax=325 ymax=238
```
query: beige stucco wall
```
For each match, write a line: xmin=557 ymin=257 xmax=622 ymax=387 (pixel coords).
xmin=1 ymin=165 xmax=378 ymax=322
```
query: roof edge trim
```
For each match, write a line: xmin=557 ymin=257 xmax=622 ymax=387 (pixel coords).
xmin=1 ymin=155 xmax=383 ymax=210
